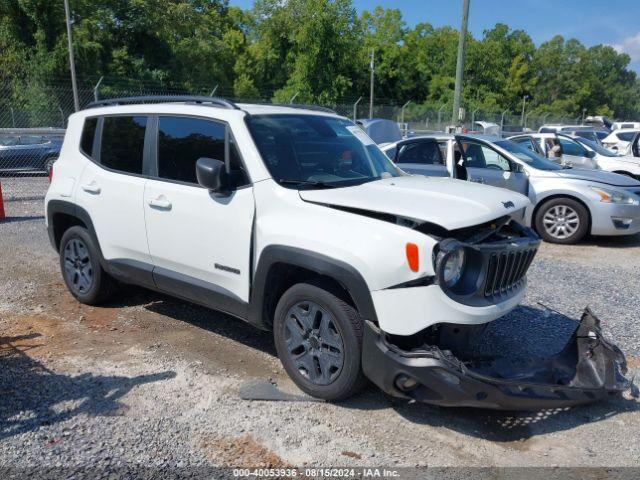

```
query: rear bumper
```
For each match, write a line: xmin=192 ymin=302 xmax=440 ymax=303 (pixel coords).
xmin=362 ymin=309 xmax=629 ymax=410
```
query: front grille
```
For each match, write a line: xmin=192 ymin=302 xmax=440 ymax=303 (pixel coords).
xmin=483 ymin=248 xmax=537 ymax=298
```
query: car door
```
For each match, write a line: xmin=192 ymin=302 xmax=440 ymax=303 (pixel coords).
xmin=75 ymin=115 xmax=153 ymax=284
xmin=557 ymin=136 xmax=596 ymax=169
xmin=143 ymin=115 xmax=254 ymax=309
xmin=393 ymin=139 xmax=449 ymax=177
xmin=456 ymin=138 xmax=528 ymax=196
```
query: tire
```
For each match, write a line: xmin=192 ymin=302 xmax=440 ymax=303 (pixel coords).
xmin=534 ymin=197 xmax=589 ymax=244
xmin=43 ymin=156 xmax=57 ymax=174
xmin=59 ymin=226 xmax=117 ymax=305
xmin=273 ymin=282 xmax=367 ymax=401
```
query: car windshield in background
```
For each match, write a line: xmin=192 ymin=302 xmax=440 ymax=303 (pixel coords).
xmin=246 ymin=114 xmax=400 ymax=188
xmin=496 ymin=140 xmax=563 ymax=170
xmin=574 ymin=137 xmax=618 ymax=157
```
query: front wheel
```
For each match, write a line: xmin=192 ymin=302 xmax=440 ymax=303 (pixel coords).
xmin=273 ymin=282 xmax=367 ymax=401
xmin=535 ymin=198 xmax=589 ymax=244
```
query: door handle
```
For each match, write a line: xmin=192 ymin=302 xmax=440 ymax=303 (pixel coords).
xmin=147 ymin=197 xmax=172 ymax=210
xmin=81 ymin=181 xmax=101 ymax=194
xmin=470 ymin=177 xmax=485 ymax=184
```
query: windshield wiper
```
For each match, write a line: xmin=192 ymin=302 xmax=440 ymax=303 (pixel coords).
xmin=278 ymin=179 xmax=337 ymax=189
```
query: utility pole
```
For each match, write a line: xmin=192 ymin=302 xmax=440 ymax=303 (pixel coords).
xmin=452 ymin=0 xmax=470 ymax=125
xmin=64 ymin=0 xmax=80 ymax=111
xmin=521 ymin=95 xmax=528 ymax=126
xmin=369 ymin=48 xmax=375 ymax=119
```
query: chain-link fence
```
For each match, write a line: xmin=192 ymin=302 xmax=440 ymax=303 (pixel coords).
xmin=0 ymin=82 xmax=597 ymax=205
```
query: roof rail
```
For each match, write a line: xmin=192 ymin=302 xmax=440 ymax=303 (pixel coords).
xmin=86 ymin=95 xmax=240 ymax=110
xmin=259 ymin=103 xmax=338 ymax=115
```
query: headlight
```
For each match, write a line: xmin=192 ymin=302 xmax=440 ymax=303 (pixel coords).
xmin=443 ymin=248 xmax=465 ymax=287
xmin=590 ymin=186 xmax=639 ymax=205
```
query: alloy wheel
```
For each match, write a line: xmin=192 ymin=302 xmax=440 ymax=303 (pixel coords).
xmin=63 ymin=238 xmax=93 ymax=294
xmin=542 ymin=205 xmax=580 ymax=240
xmin=284 ymin=301 xmax=344 ymax=386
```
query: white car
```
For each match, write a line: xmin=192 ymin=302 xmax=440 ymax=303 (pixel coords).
xmin=602 ymin=128 xmax=640 ymax=153
xmin=45 ymin=96 xmax=628 ymax=409
xmin=509 ymin=132 xmax=640 ymax=179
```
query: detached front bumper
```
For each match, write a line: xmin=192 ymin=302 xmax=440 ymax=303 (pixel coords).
xmin=363 ymin=309 xmax=629 ymax=410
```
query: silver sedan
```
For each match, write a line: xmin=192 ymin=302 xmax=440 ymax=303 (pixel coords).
xmin=381 ymin=134 xmax=640 ymax=244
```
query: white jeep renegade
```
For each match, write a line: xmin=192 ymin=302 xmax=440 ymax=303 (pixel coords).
xmin=45 ymin=96 xmax=627 ymax=409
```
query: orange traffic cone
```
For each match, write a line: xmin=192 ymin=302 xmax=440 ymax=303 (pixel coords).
xmin=0 ymin=182 xmax=5 ymax=221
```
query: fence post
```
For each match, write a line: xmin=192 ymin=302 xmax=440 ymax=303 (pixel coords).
xmin=289 ymin=92 xmax=300 ymax=104
xmin=10 ymin=107 xmax=16 ymax=127
xmin=500 ymin=109 xmax=509 ymax=136
xmin=353 ymin=96 xmax=363 ymax=122
xmin=0 ymin=182 xmax=5 ymax=221
xmin=471 ymin=108 xmax=479 ymax=130
xmin=437 ymin=105 xmax=446 ymax=131
xmin=93 ymin=76 xmax=104 ymax=101
xmin=209 ymin=84 xmax=219 ymax=96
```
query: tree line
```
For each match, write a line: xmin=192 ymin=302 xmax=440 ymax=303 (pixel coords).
xmin=1 ymin=0 xmax=639 ymax=120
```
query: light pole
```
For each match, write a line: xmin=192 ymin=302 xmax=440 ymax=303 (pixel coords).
xmin=353 ymin=96 xmax=363 ymax=122
xmin=63 ymin=0 xmax=80 ymax=111
xmin=369 ymin=49 xmax=375 ymax=119
xmin=452 ymin=0 xmax=470 ymax=125
xmin=520 ymin=95 xmax=528 ymax=126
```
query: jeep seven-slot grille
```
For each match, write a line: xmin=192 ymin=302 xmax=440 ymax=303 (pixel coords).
xmin=483 ymin=249 xmax=537 ymax=298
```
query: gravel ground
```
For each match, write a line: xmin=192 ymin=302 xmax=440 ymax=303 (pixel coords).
xmin=1 ymin=200 xmax=639 ymax=477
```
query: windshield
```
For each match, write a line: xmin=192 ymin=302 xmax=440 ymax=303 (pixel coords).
xmin=495 ymin=140 xmax=563 ymax=170
xmin=246 ymin=114 xmax=400 ymax=188
xmin=574 ymin=137 xmax=618 ymax=157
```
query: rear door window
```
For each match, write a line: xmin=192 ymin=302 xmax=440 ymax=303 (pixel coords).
xmin=397 ymin=141 xmax=444 ymax=165
xmin=100 ymin=116 xmax=147 ymax=174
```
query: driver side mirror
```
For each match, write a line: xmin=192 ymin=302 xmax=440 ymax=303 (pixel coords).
xmin=196 ymin=157 xmax=228 ymax=192
xmin=585 ymin=150 xmax=596 ymax=159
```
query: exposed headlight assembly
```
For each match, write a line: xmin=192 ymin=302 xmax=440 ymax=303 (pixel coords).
xmin=590 ymin=186 xmax=639 ymax=206
xmin=443 ymin=247 xmax=465 ymax=287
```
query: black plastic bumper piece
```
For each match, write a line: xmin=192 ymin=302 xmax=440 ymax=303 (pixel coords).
xmin=362 ymin=309 xmax=629 ymax=410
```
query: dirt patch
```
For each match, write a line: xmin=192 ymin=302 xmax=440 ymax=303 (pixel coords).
xmin=201 ymin=434 xmax=288 ymax=468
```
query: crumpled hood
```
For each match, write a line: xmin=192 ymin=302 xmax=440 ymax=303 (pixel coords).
xmin=299 ymin=176 xmax=530 ymax=230
xmin=550 ymin=167 xmax=640 ymax=187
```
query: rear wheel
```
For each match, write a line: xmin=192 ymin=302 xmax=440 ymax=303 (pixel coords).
xmin=59 ymin=226 xmax=117 ymax=304
xmin=535 ymin=198 xmax=589 ymax=244
xmin=43 ymin=156 xmax=57 ymax=175
xmin=273 ymin=282 xmax=367 ymax=401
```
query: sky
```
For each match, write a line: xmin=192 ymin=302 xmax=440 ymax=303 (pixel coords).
xmin=229 ymin=0 xmax=640 ymax=72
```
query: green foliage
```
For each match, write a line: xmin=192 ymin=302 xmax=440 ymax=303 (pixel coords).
xmin=1 ymin=0 xmax=639 ymax=119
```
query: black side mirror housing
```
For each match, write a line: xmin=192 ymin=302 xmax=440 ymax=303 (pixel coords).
xmin=196 ymin=157 xmax=228 ymax=192
xmin=585 ymin=150 xmax=596 ymax=158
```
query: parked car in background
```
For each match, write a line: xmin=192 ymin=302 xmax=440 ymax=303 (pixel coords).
xmin=382 ymin=134 xmax=640 ymax=244
xmin=538 ymin=124 xmax=584 ymax=133
xmin=562 ymin=128 xmax=609 ymax=143
xmin=0 ymin=134 xmax=62 ymax=174
xmin=508 ymin=133 xmax=640 ymax=178
xmin=619 ymin=131 xmax=640 ymax=158
xmin=602 ymin=128 xmax=640 ymax=153
xmin=611 ymin=121 xmax=640 ymax=131
xmin=355 ymin=118 xmax=403 ymax=145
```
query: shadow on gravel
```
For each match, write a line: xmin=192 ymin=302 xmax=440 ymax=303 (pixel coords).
xmin=0 ymin=332 xmax=176 ymax=441
xmin=582 ymin=233 xmax=640 ymax=248
xmin=97 ymin=286 xmax=277 ymax=357
xmin=0 ymin=215 xmax=45 ymax=223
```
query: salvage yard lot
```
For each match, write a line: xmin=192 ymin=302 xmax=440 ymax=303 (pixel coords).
xmin=1 ymin=200 xmax=639 ymax=471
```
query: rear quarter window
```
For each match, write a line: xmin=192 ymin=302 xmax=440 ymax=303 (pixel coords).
xmin=80 ymin=117 xmax=97 ymax=158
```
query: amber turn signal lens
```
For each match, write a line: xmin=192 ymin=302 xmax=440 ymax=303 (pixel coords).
xmin=406 ymin=243 xmax=419 ymax=272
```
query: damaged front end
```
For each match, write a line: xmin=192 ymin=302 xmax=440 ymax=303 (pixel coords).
xmin=363 ymin=308 xmax=630 ymax=410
